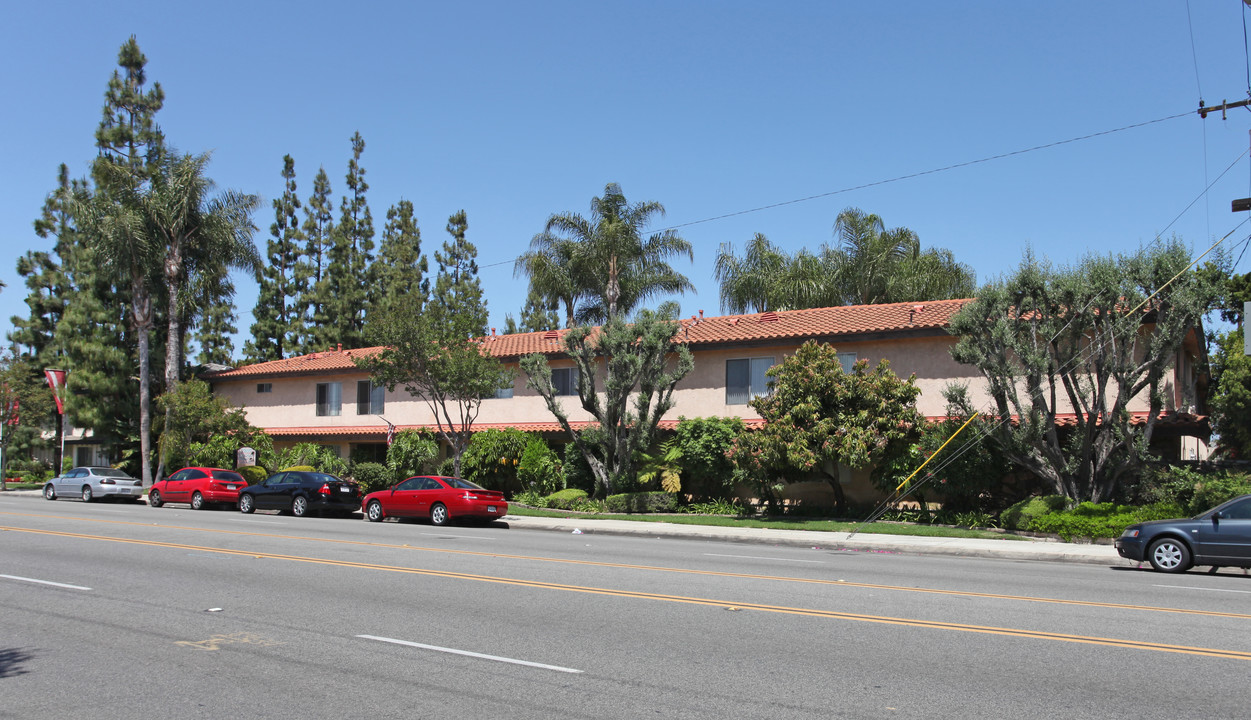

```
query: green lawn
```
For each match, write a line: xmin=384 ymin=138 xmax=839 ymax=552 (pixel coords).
xmin=2 ymin=482 xmax=44 ymax=491
xmin=507 ymin=505 xmax=1025 ymax=540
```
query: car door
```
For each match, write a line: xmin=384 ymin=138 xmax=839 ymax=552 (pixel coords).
xmin=386 ymin=477 xmax=424 ymax=517
xmin=57 ymin=468 xmax=84 ymax=495
xmin=412 ymin=477 xmax=445 ymax=516
xmin=251 ymin=473 xmax=286 ymax=510
xmin=164 ymin=469 xmax=190 ymax=502
xmin=1192 ymin=497 xmax=1251 ymax=564
xmin=180 ymin=469 xmax=208 ymax=501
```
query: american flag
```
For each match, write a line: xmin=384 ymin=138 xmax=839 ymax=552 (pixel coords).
xmin=386 ymin=422 xmax=396 ymax=447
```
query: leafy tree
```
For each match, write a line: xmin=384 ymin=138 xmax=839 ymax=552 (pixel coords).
xmin=247 ymin=154 xmax=305 ymax=361
xmin=522 ymin=304 xmax=694 ymax=496
xmin=0 ymin=353 xmax=57 ymax=489
xmin=295 ymin=166 xmax=335 ymax=353
xmin=325 ymin=132 xmax=375 ymax=348
xmin=1209 ymin=328 xmax=1251 ymax=458
xmin=714 ymin=208 xmax=975 ymax=314
xmin=518 ymin=437 xmax=564 ymax=495
xmin=386 ymin=429 xmax=440 ymax=481
xmin=948 ymin=241 xmax=1221 ymax=502
xmin=155 ymin=379 xmax=269 ymax=470
xmin=517 ymin=183 xmax=693 ymax=325
xmin=373 ymin=199 xmax=428 ymax=321
xmin=460 ymin=427 xmax=530 ymax=491
xmin=673 ymin=416 xmax=745 ymax=498
xmin=360 ymin=211 xmax=509 ymax=476
xmin=728 ymin=341 xmax=922 ymax=513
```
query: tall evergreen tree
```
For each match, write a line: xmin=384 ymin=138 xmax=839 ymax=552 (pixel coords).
xmin=325 ymin=132 xmax=375 ymax=348
xmin=504 ymin=288 xmax=560 ymax=334
xmin=372 ymin=199 xmax=428 ymax=322
xmin=295 ymin=166 xmax=335 ymax=353
xmin=10 ymin=165 xmax=80 ymax=359
xmin=246 ymin=154 xmax=305 ymax=361
xmin=432 ymin=210 xmax=487 ymax=339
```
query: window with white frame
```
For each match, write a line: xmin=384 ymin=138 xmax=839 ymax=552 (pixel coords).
xmin=315 ymin=382 xmax=342 ymax=417
xmin=356 ymin=380 xmax=384 ymax=415
xmin=725 ymin=357 xmax=775 ymax=404
xmin=551 ymin=367 xmax=579 ymax=396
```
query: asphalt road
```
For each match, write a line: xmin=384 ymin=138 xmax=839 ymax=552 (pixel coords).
xmin=2 ymin=494 xmax=1249 ymax=719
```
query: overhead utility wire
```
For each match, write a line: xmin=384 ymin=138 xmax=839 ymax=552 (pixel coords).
xmin=481 ymin=111 xmax=1195 ymax=270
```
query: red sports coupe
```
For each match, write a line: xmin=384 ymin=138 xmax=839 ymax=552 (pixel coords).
xmin=362 ymin=476 xmax=507 ymax=525
xmin=149 ymin=467 xmax=249 ymax=510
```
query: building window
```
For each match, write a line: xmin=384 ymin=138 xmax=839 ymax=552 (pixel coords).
xmin=256 ymin=383 xmax=272 ymax=393
xmin=726 ymin=357 xmax=775 ymax=405
xmin=552 ymin=367 xmax=579 ymax=396
xmin=837 ymin=352 xmax=857 ymax=374
xmin=316 ymin=382 xmax=342 ymax=417
xmin=494 ymin=381 xmax=514 ymax=399
xmin=356 ymin=380 xmax=384 ymax=415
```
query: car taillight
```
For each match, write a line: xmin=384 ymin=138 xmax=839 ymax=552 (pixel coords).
xmin=100 ymin=479 xmax=115 ymax=485
xmin=319 ymin=483 xmax=331 ymax=496
xmin=462 ymin=491 xmax=478 ymax=500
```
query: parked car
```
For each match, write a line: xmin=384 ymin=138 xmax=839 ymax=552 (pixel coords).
xmin=149 ymin=467 xmax=248 ymax=510
xmin=237 ymin=470 xmax=361 ymax=517
xmin=362 ymin=475 xmax=507 ymax=525
xmin=44 ymin=467 xmax=144 ymax=503
xmin=1116 ymin=494 xmax=1251 ymax=573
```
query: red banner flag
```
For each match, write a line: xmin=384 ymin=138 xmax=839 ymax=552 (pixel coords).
xmin=44 ymin=369 xmax=67 ymax=415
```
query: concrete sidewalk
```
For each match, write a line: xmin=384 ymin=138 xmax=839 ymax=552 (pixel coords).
xmin=1 ymin=488 xmax=1128 ymax=567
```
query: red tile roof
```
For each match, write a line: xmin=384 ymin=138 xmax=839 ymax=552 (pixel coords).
xmin=207 ymin=299 xmax=972 ymax=381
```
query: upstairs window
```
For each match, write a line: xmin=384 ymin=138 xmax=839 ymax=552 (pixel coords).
xmin=726 ymin=357 xmax=775 ymax=405
xmin=315 ymin=382 xmax=342 ymax=417
xmin=494 ymin=380 xmax=514 ymax=399
xmin=256 ymin=383 xmax=272 ymax=393
xmin=837 ymin=352 xmax=857 ymax=374
xmin=356 ymin=380 xmax=384 ymax=415
xmin=551 ymin=367 xmax=579 ymax=396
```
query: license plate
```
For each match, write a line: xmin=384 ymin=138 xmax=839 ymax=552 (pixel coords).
xmin=487 ymin=506 xmax=496 ymax=513
xmin=226 ymin=485 xmax=236 ymax=490
xmin=339 ymin=487 xmax=350 ymax=493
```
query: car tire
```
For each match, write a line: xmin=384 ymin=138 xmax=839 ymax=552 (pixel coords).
xmin=431 ymin=503 xmax=449 ymax=526
xmin=191 ymin=491 xmax=205 ymax=510
xmin=366 ymin=500 xmax=384 ymax=522
xmin=149 ymin=490 xmax=163 ymax=508
xmin=1148 ymin=537 xmax=1191 ymax=573
xmin=292 ymin=496 xmax=309 ymax=518
xmin=239 ymin=494 xmax=255 ymax=514
xmin=44 ymin=484 xmax=56 ymax=501
xmin=81 ymin=485 xmax=94 ymax=503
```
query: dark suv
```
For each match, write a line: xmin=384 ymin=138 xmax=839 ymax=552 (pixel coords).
xmin=237 ymin=471 xmax=361 ymax=518
xmin=1116 ymin=494 xmax=1251 ymax=573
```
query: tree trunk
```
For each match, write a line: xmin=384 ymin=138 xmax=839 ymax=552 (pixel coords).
xmin=133 ymin=282 xmax=153 ymax=487
xmin=159 ymin=246 xmax=184 ymax=484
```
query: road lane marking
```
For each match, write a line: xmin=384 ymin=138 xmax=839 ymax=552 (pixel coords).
xmin=5 ymin=525 xmax=1251 ymax=662
xmin=0 ymin=573 xmax=91 ymax=590
xmin=420 ymin=532 xmax=492 ymax=540
xmin=3 ymin=512 xmax=1249 ymax=621
xmin=357 ymin=635 xmax=582 ymax=673
xmin=1155 ymin=585 xmax=1251 ymax=594
xmin=704 ymin=553 xmax=824 ymax=564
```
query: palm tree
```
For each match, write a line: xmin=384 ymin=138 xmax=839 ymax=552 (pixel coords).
xmin=714 ymin=233 xmax=838 ymax=314
xmin=518 ymin=183 xmax=694 ymax=325
xmin=828 ymin=208 xmax=975 ymax=305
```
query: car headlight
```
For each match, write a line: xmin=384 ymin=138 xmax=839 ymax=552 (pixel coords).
xmin=1120 ymin=528 xmax=1140 ymax=538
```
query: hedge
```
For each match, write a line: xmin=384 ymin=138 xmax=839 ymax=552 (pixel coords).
xmin=605 ymin=491 xmax=678 ymax=514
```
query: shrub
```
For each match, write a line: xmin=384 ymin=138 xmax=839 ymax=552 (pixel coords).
xmin=386 ymin=429 xmax=440 ymax=482
xmin=562 ymin=444 xmax=595 ymax=495
xmin=461 ymin=428 xmax=530 ymax=492
xmin=512 ymin=488 xmax=548 ymax=508
xmin=237 ymin=465 xmax=268 ymax=486
xmin=518 ymin=438 xmax=563 ymax=496
xmin=1188 ymin=473 xmax=1251 ymax=515
xmin=606 ymin=491 xmax=678 ymax=514
xmin=282 ymin=465 xmax=316 ymax=472
xmin=352 ymin=462 xmax=391 ymax=494
xmin=546 ymin=488 xmax=589 ymax=510
xmin=1000 ymin=495 xmax=1069 ymax=531
xmin=1026 ymin=501 xmax=1185 ymax=541
xmin=679 ymin=498 xmax=747 ymax=516
xmin=673 ymin=416 xmax=744 ymax=499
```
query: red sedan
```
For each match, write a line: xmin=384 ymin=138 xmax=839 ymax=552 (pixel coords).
xmin=362 ymin=476 xmax=507 ymax=525
xmin=149 ymin=467 xmax=249 ymax=510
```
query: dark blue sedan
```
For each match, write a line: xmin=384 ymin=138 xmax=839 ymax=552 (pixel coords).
xmin=1116 ymin=494 xmax=1251 ymax=573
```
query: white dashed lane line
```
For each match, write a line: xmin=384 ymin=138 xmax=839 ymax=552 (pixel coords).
xmin=1 ymin=574 xmax=92 ymax=590
xmin=704 ymin=553 xmax=824 ymax=564
xmin=357 ymin=634 xmax=582 ymax=674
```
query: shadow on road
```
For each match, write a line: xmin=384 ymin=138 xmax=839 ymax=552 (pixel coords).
xmin=0 ymin=647 xmax=34 ymax=679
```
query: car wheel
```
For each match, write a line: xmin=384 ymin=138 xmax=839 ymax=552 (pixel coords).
xmin=366 ymin=500 xmax=384 ymax=522
xmin=149 ymin=490 xmax=163 ymax=508
xmin=44 ymin=484 xmax=57 ymax=501
xmin=1148 ymin=538 xmax=1191 ymax=573
xmin=191 ymin=491 xmax=205 ymax=510
xmin=431 ymin=503 xmax=449 ymax=526
xmin=292 ymin=496 xmax=309 ymax=518
xmin=239 ymin=494 xmax=255 ymax=514
xmin=81 ymin=485 xmax=94 ymax=503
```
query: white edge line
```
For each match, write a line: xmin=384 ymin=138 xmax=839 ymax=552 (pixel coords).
xmin=1 ymin=574 xmax=92 ymax=591
xmin=357 ymin=635 xmax=582 ymax=674
xmin=1153 ymin=584 xmax=1251 ymax=594
xmin=703 ymin=553 xmax=824 ymax=564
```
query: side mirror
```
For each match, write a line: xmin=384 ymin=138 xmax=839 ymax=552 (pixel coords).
xmin=1212 ymin=511 xmax=1224 ymax=522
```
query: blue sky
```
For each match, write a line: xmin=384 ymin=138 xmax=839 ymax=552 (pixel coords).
xmin=3 ymin=1 xmax=1250 ymax=359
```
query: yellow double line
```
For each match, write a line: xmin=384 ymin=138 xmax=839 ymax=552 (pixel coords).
xmin=6 ymin=524 xmax=1251 ymax=661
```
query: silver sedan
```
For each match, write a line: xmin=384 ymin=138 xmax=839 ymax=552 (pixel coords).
xmin=44 ymin=467 xmax=145 ymax=503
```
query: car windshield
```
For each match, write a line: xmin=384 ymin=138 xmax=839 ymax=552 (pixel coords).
xmin=212 ymin=471 xmax=245 ymax=482
xmin=442 ymin=477 xmax=485 ymax=490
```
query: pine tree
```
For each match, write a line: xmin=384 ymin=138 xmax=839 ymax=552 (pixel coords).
xmin=295 ymin=167 xmax=334 ymax=353
xmin=93 ymin=35 xmax=165 ymax=183
xmin=246 ymin=155 xmax=305 ymax=361
xmin=504 ymin=288 xmax=560 ymax=334
xmin=325 ymin=132 xmax=375 ymax=348
xmin=372 ymin=199 xmax=428 ymax=323
xmin=10 ymin=165 xmax=80 ymax=359
xmin=431 ymin=210 xmax=487 ymax=339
